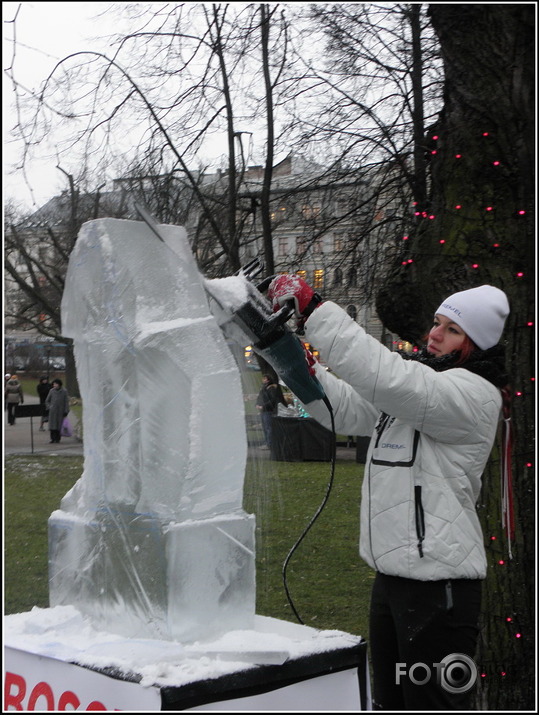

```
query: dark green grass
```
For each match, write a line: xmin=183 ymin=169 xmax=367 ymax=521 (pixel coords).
xmin=244 ymin=457 xmax=372 ymax=638
xmin=4 ymin=453 xmax=372 ymax=639
xmin=4 ymin=456 xmax=84 ymax=614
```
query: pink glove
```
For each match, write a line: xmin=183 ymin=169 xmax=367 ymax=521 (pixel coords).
xmin=267 ymin=274 xmax=323 ymax=320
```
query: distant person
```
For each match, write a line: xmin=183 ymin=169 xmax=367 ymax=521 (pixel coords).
xmin=45 ymin=378 xmax=70 ymax=444
xmin=256 ymin=374 xmax=287 ymax=449
xmin=5 ymin=374 xmax=24 ymax=426
xmin=37 ymin=376 xmax=52 ymax=431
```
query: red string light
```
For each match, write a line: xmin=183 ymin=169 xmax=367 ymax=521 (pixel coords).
xmin=402 ymin=130 xmax=531 ymax=450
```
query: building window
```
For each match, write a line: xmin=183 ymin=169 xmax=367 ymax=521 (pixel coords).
xmin=313 ymin=269 xmax=324 ymax=290
xmin=313 ymin=237 xmax=323 ymax=253
xmin=271 ymin=206 xmax=287 ymax=221
xmin=336 ymin=199 xmax=348 ymax=217
xmin=296 ymin=270 xmax=307 ymax=281
xmin=348 ymin=267 xmax=357 ymax=287
xmin=346 ymin=305 xmax=357 ymax=321
xmin=333 ymin=267 xmax=343 ymax=286
xmin=278 ymin=237 xmax=288 ymax=255
xmin=296 ymin=237 xmax=306 ymax=254
xmin=302 ymin=203 xmax=320 ymax=219
xmin=333 ymin=235 xmax=344 ymax=252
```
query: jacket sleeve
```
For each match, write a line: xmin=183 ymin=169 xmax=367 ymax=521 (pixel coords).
xmin=301 ymin=362 xmax=379 ymax=436
xmin=304 ymin=302 xmax=501 ymax=443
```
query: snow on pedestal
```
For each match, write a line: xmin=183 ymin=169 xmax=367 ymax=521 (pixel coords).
xmin=49 ymin=218 xmax=255 ymax=642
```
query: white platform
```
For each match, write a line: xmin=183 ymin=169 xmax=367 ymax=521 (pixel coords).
xmin=4 ymin=607 xmax=370 ymax=711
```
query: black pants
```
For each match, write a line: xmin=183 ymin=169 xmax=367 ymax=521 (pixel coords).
xmin=7 ymin=403 xmax=18 ymax=425
xmin=369 ymin=572 xmax=482 ymax=710
xmin=50 ymin=429 xmax=61 ymax=443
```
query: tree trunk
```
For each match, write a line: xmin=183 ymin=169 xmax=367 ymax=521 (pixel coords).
xmin=378 ymin=5 xmax=535 ymax=708
xmin=409 ymin=4 xmax=427 ymax=210
xmin=260 ymin=3 xmax=276 ymax=276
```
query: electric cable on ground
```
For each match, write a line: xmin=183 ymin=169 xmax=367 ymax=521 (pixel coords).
xmin=282 ymin=395 xmax=337 ymax=624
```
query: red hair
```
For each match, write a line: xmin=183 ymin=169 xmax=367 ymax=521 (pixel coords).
xmin=454 ymin=335 xmax=477 ymax=365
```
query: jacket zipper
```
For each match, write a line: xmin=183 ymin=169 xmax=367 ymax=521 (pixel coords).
xmin=374 ymin=412 xmax=390 ymax=448
xmin=414 ymin=485 xmax=425 ymax=558
xmin=369 ymin=413 xmax=391 ymax=566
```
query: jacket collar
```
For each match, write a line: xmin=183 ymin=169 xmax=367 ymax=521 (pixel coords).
xmin=400 ymin=344 xmax=508 ymax=388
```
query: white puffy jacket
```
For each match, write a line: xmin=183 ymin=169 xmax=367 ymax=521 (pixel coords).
xmin=303 ymin=302 xmax=502 ymax=581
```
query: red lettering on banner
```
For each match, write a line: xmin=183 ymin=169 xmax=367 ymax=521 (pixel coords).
xmin=27 ymin=682 xmax=54 ymax=710
xmin=4 ymin=673 xmax=108 ymax=711
xmin=58 ymin=690 xmax=81 ymax=709
xmin=4 ymin=672 xmax=25 ymax=710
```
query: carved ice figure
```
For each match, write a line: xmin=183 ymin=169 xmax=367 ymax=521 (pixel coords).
xmin=49 ymin=218 xmax=255 ymax=642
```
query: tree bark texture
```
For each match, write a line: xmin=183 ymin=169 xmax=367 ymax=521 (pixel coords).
xmin=378 ymin=5 xmax=534 ymax=708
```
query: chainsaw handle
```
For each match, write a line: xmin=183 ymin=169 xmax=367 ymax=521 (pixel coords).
xmin=256 ymin=275 xmax=277 ymax=293
xmin=266 ymin=301 xmax=296 ymax=328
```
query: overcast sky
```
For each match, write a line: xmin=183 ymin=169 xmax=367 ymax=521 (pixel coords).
xmin=3 ymin=1 xmax=117 ymax=209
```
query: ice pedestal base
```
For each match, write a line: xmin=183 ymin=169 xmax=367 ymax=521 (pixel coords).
xmin=48 ymin=509 xmax=256 ymax=642
xmin=4 ymin=610 xmax=370 ymax=711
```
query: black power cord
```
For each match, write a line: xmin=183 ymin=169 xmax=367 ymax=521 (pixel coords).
xmin=282 ymin=395 xmax=337 ymax=624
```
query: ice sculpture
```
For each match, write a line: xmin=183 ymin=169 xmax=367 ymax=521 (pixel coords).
xmin=49 ymin=218 xmax=256 ymax=642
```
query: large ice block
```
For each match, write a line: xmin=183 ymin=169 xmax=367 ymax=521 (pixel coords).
xmin=50 ymin=218 xmax=255 ymax=641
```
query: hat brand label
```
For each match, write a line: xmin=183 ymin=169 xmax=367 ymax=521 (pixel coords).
xmin=441 ymin=302 xmax=462 ymax=317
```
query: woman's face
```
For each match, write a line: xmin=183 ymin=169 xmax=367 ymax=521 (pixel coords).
xmin=427 ymin=314 xmax=467 ymax=357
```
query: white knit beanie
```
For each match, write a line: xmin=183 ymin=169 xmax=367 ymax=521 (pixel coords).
xmin=435 ymin=285 xmax=510 ymax=350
